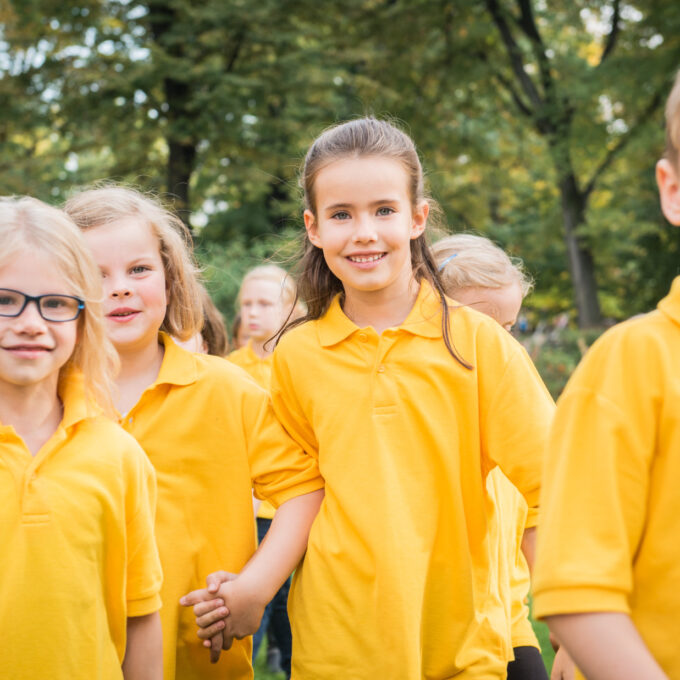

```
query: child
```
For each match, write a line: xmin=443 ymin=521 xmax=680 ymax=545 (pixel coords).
xmin=229 ymin=264 xmax=301 ymax=677
xmin=434 ymin=234 xmax=557 ymax=680
xmin=532 ymin=74 xmax=680 ymax=679
xmin=0 ymin=196 xmax=163 ymax=679
xmin=188 ymin=118 xmax=555 ymax=678
xmin=64 ymin=186 xmax=324 ymax=680
xmin=231 ymin=313 xmax=247 ymax=350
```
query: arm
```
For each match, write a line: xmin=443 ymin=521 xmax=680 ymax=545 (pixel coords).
xmin=520 ymin=525 xmax=536 ymax=572
xmin=122 ymin=612 xmax=163 ymax=680
xmin=546 ymin=613 xmax=668 ymax=680
xmin=182 ymin=489 xmax=323 ymax=643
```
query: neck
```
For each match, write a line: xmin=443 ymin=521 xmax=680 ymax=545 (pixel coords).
xmin=114 ymin=336 xmax=165 ymax=413
xmin=0 ymin=377 xmax=63 ymax=454
xmin=343 ymin=276 xmax=421 ymax=334
xmin=249 ymin=337 xmax=272 ymax=359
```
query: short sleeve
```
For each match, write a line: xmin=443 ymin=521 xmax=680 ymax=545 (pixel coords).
xmin=533 ymin=334 xmax=656 ymax=618
xmin=124 ymin=444 xmax=163 ymax=616
xmin=243 ymin=379 xmax=323 ymax=509
xmin=480 ymin=341 xmax=555 ymax=527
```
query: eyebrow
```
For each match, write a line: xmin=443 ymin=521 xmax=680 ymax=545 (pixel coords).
xmin=324 ymin=198 xmax=401 ymax=211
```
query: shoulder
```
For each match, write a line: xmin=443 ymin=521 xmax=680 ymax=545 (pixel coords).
xmin=227 ymin=346 xmax=250 ymax=367
xmin=190 ymin=352 xmax=267 ymax=398
xmin=275 ymin=320 xmax=321 ymax=360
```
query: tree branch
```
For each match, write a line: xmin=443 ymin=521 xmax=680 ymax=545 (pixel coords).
xmin=494 ymin=71 xmax=533 ymax=117
xmin=514 ymin=0 xmax=553 ymax=106
xmin=485 ymin=0 xmax=543 ymax=110
xmin=599 ymin=0 xmax=621 ymax=65
xmin=583 ymin=85 xmax=666 ymax=198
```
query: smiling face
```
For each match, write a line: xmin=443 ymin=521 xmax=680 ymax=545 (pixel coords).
xmin=453 ymin=282 xmax=524 ymax=332
xmin=239 ymin=277 xmax=285 ymax=342
xmin=0 ymin=250 xmax=79 ymax=393
xmin=82 ymin=217 xmax=167 ymax=355
xmin=304 ymin=156 xmax=428 ymax=305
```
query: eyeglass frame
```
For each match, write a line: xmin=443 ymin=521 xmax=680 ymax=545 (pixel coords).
xmin=0 ymin=288 xmax=85 ymax=322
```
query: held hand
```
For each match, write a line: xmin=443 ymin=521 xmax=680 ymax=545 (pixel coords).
xmin=551 ymin=646 xmax=576 ymax=680
xmin=179 ymin=571 xmax=238 ymax=663
xmin=215 ymin=575 xmax=268 ymax=642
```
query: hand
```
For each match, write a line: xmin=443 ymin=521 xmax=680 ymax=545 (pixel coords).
xmin=551 ymin=646 xmax=576 ymax=680
xmin=180 ymin=571 xmax=238 ymax=663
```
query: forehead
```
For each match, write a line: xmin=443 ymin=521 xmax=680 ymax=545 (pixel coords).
xmin=83 ymin=216 xmax=161 ymax=261
xmin=454 ymin=283 xmax=523 ymax=324
xmin=241 ymin=277 xmax=282 ymax=301
xmin=0 ymin=249 xmax=75 ymax=294
xmin=314 ymin=156 xmax=410 ymax=204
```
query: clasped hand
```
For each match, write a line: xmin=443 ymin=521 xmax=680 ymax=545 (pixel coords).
xmin=180 ymin=570 xmax=267 ymax=664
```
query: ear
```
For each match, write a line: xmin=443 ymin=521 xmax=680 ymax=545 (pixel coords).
xmin=656 ymin=158 xmax=680 ymax=226
xmin=410 ymin=200 xmax=429 ymax=240
xmin=304 ymin=209 xmax=323 ymax=248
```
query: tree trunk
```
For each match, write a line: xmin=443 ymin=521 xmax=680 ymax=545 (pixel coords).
xmin=167 ymin=136 xmax=196 ymax=228
xmin=558 ymin=173 xmax=602 ymax=327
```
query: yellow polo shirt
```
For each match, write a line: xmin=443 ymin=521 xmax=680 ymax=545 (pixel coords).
xmin=270 ymin=281 xmax=554 ymax=679
xmin=0 ymin=372 xmax=161 ymax=680
xmin=228 ymin=342 xmax=276 ymax=520
xmin=120 ymin=333 xmax=323 ymax=680
xmin=486 ymin=467 xmax=538 ymax=651
xmin=533 ymin=278 xmax=680 ymax=678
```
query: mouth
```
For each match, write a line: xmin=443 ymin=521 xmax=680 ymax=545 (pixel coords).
xmin=346 ymin=253 xmax=386 ymax=264
xmin=3 ymin=345 xmax=52 ymax=356
xmin=107 ymin=308 xmax=140 ymax=322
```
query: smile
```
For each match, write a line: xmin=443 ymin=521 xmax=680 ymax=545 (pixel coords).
xmin=347 ymin=253 xmax=386 ymax=263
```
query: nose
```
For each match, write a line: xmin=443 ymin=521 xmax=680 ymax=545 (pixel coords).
xmin=352 ymin=214 xmax=378 ymax=243
xmin=107 ymin=274 xmax=132 ymax=299
xmin=12 ymin=300 xmax=47 ymax=334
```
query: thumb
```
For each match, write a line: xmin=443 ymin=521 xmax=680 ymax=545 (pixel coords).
xmin=206 ymin=570 xmax=238 ymax=593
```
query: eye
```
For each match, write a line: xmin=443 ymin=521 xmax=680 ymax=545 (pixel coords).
xmin=131 ymin=265 xmax=150 ymax=275
xmin=376 ymin=206 xmax=395 ymax=216
xmin=43 ymin=297 xmax=68 ymax=309
xmin=331 ymin=210 xmax=351 ymax=220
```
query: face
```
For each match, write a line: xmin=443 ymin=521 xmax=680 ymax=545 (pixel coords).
xmin=83 ymin=217 xmax=167 ymax=354
xmin=656 ymin=158 xmax=680 ymax=226
xmin=239 ymin=278 xmax=285 ymax=341
xmin=304 ymin=156 xmax=428 ymax=303
xmin=453 ymin=283 xmax=523 ymax=332
xmin=0 ymin=251 xmax=78 ymax=393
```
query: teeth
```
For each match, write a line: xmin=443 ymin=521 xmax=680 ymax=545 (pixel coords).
xmin=349 ymin=254 xmax=384 ymax=263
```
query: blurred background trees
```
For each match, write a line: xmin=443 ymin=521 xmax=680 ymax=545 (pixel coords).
xmin=2 ymin=0 xmax=680 ymax=331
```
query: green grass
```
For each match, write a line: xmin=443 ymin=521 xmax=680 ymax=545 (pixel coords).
xmin=253 ymin=637 xmax=286 ymax=680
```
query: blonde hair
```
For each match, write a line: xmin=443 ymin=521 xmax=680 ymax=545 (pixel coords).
xmin=664 ymin=69 xmax=680 ymax=167
xmin=0 ymin=196 xmax=119 ymax=413
xmin=432 ymin=233 xmax=533 ymax=298
xmin=64 ymin=185 xmax=203 ymax=340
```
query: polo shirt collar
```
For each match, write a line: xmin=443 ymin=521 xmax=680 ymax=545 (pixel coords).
xmin=154 ymin=332 xmax=199 ymax=387
xmin=59 ymin=370 xmax=99 ymax=429
xmin=658 ymin=276 xmax=680 ymax=327
xmin=317 ymin=279 xmax=443 ymax=347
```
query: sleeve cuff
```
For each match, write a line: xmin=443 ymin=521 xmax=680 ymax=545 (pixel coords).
xmin=525 ymin=506 xmax=539 ymax=529
xmin=533 ymin=586 xmax=630 ymax=620
xmin=127 ymin=592 xmax=162 ymax=617
xmin=258 ymin=478 xmax=325 ymax=509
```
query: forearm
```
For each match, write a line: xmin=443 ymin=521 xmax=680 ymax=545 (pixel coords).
xmin=546 ymin=612 xmax=668 ymax=680
xmin=241 ymin=489 xmax=323 ymax=602
xmin=122 ymin=612 xmax=163 ymax=680
xmin=521 ymin=525 xmax=536 ymax=573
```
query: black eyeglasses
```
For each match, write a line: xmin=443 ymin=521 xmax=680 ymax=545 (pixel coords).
xmin=0 ymin=288 xmax=85 ymax=322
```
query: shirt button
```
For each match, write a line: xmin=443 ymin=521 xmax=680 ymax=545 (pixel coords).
xmin=377 ymin=365 xmax=386 ymax=373
xmin=358 ymin=332 xmax=368 ymax=342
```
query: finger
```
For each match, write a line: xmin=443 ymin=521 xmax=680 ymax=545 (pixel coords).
xmin=180 ymin=589 xmax=213 ymax=606
xmin=222 ymin=634 xmax=234 ymax=651
xmin=197 ymin=620 xmax=226 ymax=640
xmin=209 ymin=633 xmax=223 ymax=664
xmin=193 ymin=599 xmax=225 ymax=618
xmin=196 ymin=606 xmax=229 ymax=629
xmin=206 ymin=570 xmax=237 ymax=593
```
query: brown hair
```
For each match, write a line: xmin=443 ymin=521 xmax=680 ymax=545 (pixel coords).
xmin=0 ymin=196 xmax=119 ymax=413
xmin=64 ymin=184 xmax=203 ymax=341
xmin=199 ymin=286 xmax=229 ymax=356
xmin=284 ymin=117 xmax=469 ymax=367
xmin=664 ymin=70 xmax=680 ymax=167
xmin=433 ymin=234 xmax=533 ymax=298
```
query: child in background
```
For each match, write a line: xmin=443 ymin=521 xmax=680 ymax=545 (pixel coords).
xmin=188 ymin=118 xmax=554 ymax=678
xmin=231 ymin=313 xmax=248 ymax=350
xmin=434 ymin=233 xmax=569 ymax=680
xmin=229 ymin=264 xmax=301 ymax=678
xmin=532 ymin=74 xmax=680 ymax=680
xmin=0 ymin=196 xmax=162 ymax=680
xmin=64 ymin=185 xmax=324 ymax=680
